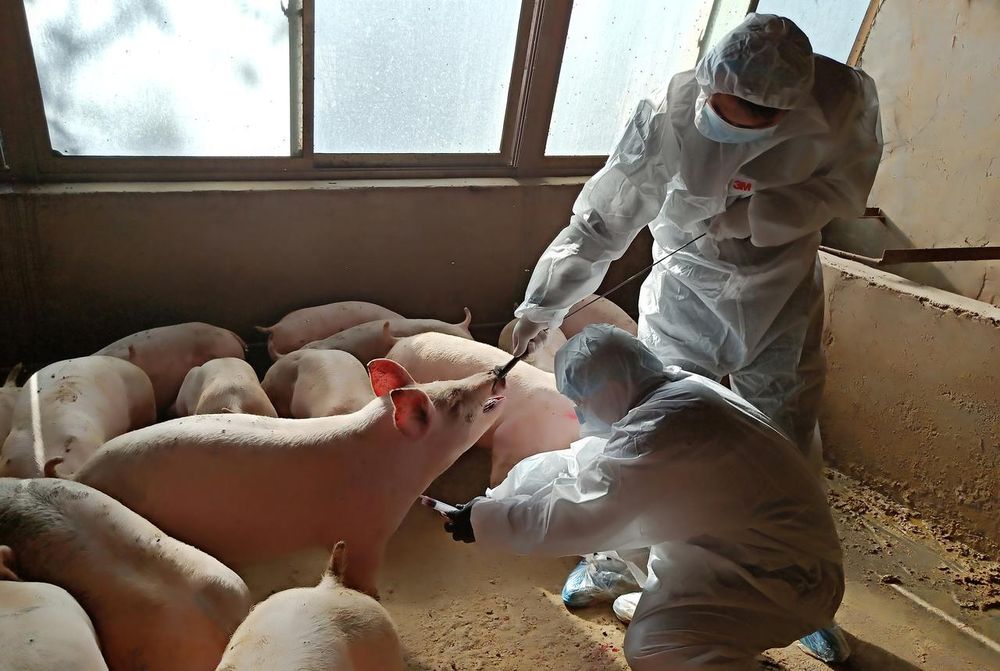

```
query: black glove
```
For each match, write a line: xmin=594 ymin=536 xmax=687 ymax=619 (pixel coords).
xmin=444 ymin=497 xmax=485 ymax=543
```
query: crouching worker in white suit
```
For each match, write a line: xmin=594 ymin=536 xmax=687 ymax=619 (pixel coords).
xmin=443 ymin=325 xmax=844 ymax=670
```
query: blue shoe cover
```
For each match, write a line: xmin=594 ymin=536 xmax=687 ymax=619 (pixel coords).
xmin=561 ymin=554 xmax=641 ymax=609
xmin=797 ymin=624 xmax=851 ymax=663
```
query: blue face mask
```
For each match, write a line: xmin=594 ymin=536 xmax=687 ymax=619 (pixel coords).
xmin=694 ymin=92 xmax=778 ymax=144
xmin=574 ymin=406 xmax=614 ymax=438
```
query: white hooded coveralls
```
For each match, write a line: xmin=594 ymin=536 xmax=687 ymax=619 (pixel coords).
xmin=514 ymin=14 xmax=883 ymax=462
xmin=472 ymin=326 xmax=845 ymax=670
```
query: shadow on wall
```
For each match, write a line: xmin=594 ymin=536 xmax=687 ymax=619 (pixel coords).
xmin=822 ymin=214 xmax=963 ymax=296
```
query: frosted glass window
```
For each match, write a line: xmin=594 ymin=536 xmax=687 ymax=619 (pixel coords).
xmin=546 ymin=0 xmax=715 ymax=156
xmin=755 ymin=0 xmax=870 ymax=63
xmin=701 ymin=0 xmax=753 ymax=56
xmin=24 ymin=0 xmax=291 ymax=157
xmin=314 ymin=1 xmax=522 ymax=154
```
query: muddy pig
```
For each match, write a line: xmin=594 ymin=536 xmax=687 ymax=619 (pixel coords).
xmin=261 ymin=349 xmax=375 ymax=418
xmin=95 ymin=322 xmax=246 ymax=413
xmin=0 ymin=552 xmax=109 ymax=671
xmin=0 ymin=478 xmax=251 ymax=671
xmin=173 ymin=358 xmax=277 ymax=418
xmin=257 ymin=301 xmax=404 ymax=360
xmin=498 ymin=320 xmax=568 ymax=373
xmin=299 ymin=308 xmax=473 ymax=364
xmin=0 ymin=356 xmax=155 ymax=479
xmin=216 ymin=541 xmax=403 ymax=671
xmin=387 ymin=332 xmax=579 ymax=485
xmin=0 ymin=363 xmax=23 ymax=444
xmin=74 ymin=359 xmax=504 ymax=597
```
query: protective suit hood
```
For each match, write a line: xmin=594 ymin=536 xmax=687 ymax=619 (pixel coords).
xmin=555 ymin=325 xmax=669 ymax=435
xmin=696 ymin=13 xmax=814 ymax=109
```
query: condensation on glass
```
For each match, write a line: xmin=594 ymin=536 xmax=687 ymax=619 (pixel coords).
xmin=23 ymin=0 xmax=290 ymax=156
xmin=546 ymin=0 xmax=716 ymax=157
xmin=755 ymin=0 xmax=870 ymax=63
xmin=313 ymin=0 xmax=521 ymax=155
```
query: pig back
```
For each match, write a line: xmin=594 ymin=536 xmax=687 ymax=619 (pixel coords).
xmin=0 ymin=477 xmax=251 ymax=671
xmin=0 ymin=581 xmax=109 ymax=671
xmin=0 ymin=356 xmax=155 ymax=478
xmin=263 ymin=349 xmax=374 ymax=418
xmin=95 ymin=322 xmax=246 ymax=411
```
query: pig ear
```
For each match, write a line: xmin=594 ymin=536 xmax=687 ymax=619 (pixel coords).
xmin=0 ymin=545 xmax=20 ymax=581
xmin=389 ymin=388 xmax=433 ymax=440
xmin=368 ymin=358 xmax=416 ymax=397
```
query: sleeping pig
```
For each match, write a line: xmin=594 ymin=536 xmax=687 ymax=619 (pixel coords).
xmin=74 ymin=359 xmax=504 ymax=598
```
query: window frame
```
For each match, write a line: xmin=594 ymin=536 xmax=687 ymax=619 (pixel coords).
xmin=0 ymin=0 xmax=876 ymax=183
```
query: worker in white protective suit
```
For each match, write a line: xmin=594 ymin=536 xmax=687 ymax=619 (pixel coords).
xmin=444 ymin=325 xmax=845 ymax=671
xmin=511 ymin=13 xmax=883 ymax=472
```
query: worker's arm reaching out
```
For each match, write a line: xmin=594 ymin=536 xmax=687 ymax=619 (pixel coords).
xmin=513 ymin=99 xmax=670 ymax=337
xmin=450 ymin=415 xmax=729 ymax=558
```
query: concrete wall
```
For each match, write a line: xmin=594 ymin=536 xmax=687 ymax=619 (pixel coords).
xmin=0 ymin=179 xmax=651 ymax=368
xmin=825 ymin=0 xmax=1000 ymax=307
xmin=820 ymin=253 xmax=1000 ymax=555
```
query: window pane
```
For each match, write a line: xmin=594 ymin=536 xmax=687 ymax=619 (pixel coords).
xmin=314 ymin=0 xmax=521 ymax=154
xmin=755 ymin=0 xmax=870 ymax=63
xmin=24 ymin=0 xmax=290 ymax=156
xmin=701 ymin=0 xmax=752 ymax=55
xmin=546 ymin=0 xmax=715 ymax=157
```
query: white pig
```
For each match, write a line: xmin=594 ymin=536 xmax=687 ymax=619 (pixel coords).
xmin=74 ymin=359 xmax=504 ymax=598
xmin=0 ymin=356 xmax=156 ymax=479
xmin=497 ymin=319 xmax=568 ymax=373
xmin=262 ymin=349 xmax=375 ymax=418
xmin=561 ymin=294 xmax=638 ymax=338
xmin=299 ymin=309 xmax=473 ymax=364
xmin=0 ymin=363 xmax=23 ymax=444
xmin=387 ymin=332 xmax=580 ymax=485
xmin=0 ymin=478 xmax=252 ymax=671
xmin=257 ymin=301 xmax=404 ymax=360
xmin=215 ymin=541 xmax=403 ymax=671
xmin=0 ymin=556 xmax=109 ymax=671
xmin=173 ymin=357 xmax=277 ymax=418
xmin=95 ymin=322 xmax=247 ymax=412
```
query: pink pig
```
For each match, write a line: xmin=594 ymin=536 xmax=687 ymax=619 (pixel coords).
xmin=0 ymin=570 xmax=109 ymax=671
xmin=74 ymin=359 xmax=504 ymax=597
xmin=387 ymin=332 xmax=580 ymax=485
xmin=0 ymin=478 xmax=251 ymax=671
xmin=299 ymin=309 xmax=473 ymax=364
xmin=95 ymin=322 xmax=247 ymax=413
xmin=561 ymin=294 xmax=638 ymax=338
xmin=215 ymin=541 xmax=403 ymax=671
xmin=0 ymin=364 xmax=23 ymax=445
xmin=262 ymin=349 xmax=375 ymax=418
xmin=173 ymin=358 xmax=277 ymax=418
xmin=256 ymin=301 xmax=404 ymax=360
xmin=0 ymin=356 xmax=156 ymax=479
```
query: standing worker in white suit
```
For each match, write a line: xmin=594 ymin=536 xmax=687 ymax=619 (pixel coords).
xmin=444 ymin=326 xmax=846 ymax=671
xmin=511 ymin=13 xmax=882 ymax=469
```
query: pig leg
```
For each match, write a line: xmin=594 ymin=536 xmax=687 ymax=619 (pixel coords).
xmin=338 ymin=542 xmax=384 ymax=600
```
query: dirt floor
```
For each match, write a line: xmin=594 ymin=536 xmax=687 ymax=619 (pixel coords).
xmin=238 ymin=469 xmax=999 ymax=670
